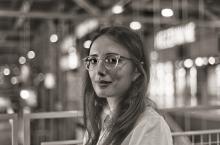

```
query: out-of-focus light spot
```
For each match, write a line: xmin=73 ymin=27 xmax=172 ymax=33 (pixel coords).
xmin=7 ymin=108 xmax=14 ymax=114
xmin=190 ymin=66 xmax=197 ymax=77
xmin=112 ymin=5 xmax=123 ymax=14
xmin=3 ymin=68 xmax=10 ymax=76
xmin=179 ymin=68 xmax=186 ymax=77
xmin=61 ymin=36 xmax=76 ymax=53
xmin=27 ymin=51 xmax=36 ymax=59
xmin=19 ymin=56 xmax=26 ymax=64
xmin=83 ymin=40 xmax=92 ymax=49
xmin=50 ymin=34 xmax=58 ymax=43
xmin=20 ymin=89 xmax=37 ymax=107
xmin=195 ymin=57 xmax=203 ymax=67
xmin=44 ymin=73 xmax=56 ymax=89
xmin=130 ymin=21 xmax=142 ymax=30
xmin=60 ymin=52 xmax=79 ymax=70
xmin=20 ymin=65 xmax=30 ymax=82
xmin=27 ymin=91 xmax=37 ymax=107
xmin=208 ymin=57 xmax=215 ymax=65
xmin=68 ymin=52 xmax=79 ymax=69
xmin=20 ymin=89 xmax=30 ymax=100
xmin=20 ymin=89 xmax=37 ymax=106
xmin=161 ymin=8 xmax=174 ymax=17
xmin=184 ymin=59 xmax=193 ymax=68
xmin=75 ymin=19 xmax=99 ymax=38
xmin=0 ymin=97 xmax=10 ymax=109
xmin=11 ymin=77 xmax=18 ymax=85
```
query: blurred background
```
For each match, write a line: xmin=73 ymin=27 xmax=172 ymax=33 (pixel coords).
xmin=0 ymin=0 xmax=220 ymax=145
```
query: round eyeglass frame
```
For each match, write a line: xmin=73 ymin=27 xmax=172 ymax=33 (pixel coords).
xmin=82 ymin=54 xmax=134 ymax=71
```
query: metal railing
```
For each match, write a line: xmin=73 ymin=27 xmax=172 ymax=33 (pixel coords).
xmin=172 ymin=129 xmax=220 ymax=145
xmin=162 ymin=105 xmax=220 ymax=133
xmin=2 ymin=107 xmax=218 ymax=145
xmin=41 ymin=139 xmax=83 ymax=145
xmin=23 ymin=111 xmax=83 ymax=145
xmin=0 ymin=113 xmax=18 ymax=145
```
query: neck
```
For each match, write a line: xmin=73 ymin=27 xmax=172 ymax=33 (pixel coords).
xmin=106 ymin=97 xmax=119 ymax=113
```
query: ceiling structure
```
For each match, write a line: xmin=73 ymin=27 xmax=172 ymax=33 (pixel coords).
xmin=0 ymin=0 xmax=219 ymax=103
xmin=0 ymin=0 xmax=219 ymax=58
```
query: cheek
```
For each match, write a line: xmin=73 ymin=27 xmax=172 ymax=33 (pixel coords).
xmin=88 ymin=71 xmax=94 ymax=80
xmin=110 ymin=71 xmax=120 ymax=81
xmin=111 ymin=69 xmax=134 ymax=87
xmin=112 ymin=66 xmax=135 ymax=81
xmin=112 ymin=74 xmax=133 ymax=97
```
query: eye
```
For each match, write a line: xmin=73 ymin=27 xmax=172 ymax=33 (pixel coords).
xmin=105 ymin=55 xmax=118 ymax=64
xmin=89 ymin=57 xmax=98 ymax=64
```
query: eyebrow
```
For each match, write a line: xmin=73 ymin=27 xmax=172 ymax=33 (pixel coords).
xmin=88 ymin=54 xmax=98 ymax=57
xmin=89 ymin=52 xmax=120 ymax=56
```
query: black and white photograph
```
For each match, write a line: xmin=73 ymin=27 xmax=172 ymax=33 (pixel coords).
xmin=0 ymin=0 xmax=220 ymax=145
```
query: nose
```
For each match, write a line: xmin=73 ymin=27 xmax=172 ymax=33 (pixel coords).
xmin=96 ymin=60 xmax=107 ymax=76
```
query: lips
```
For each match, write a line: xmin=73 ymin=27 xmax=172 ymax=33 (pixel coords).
xmin=96 ymin=80 xmax=112 ymax=88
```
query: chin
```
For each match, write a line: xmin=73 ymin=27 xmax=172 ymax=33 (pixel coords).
xmin=96 ymin=93 xmax=109 ymax=98
xmin=94 ymin=88 xmax=108 ymax=97
xmin=95 ymin=90 xmax=110 ymax=98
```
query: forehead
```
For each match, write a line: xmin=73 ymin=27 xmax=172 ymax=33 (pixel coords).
xmin=89 ymin=35 xmax=130 ymax=57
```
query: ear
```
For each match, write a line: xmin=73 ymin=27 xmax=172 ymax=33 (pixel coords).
xmin=132 ymin=68 xmax=141 ymax=82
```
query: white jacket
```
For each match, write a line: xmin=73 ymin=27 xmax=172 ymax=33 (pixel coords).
xmin=121 ymin=107 xmax=173 ymax=145
xmin=83 ymin=107 xmax=173 ymax=145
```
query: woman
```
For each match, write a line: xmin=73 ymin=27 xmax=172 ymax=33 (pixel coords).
xmin=82 ymin=26 xmax=173 ymax=145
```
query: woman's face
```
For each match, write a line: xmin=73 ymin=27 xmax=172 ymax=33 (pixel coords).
xmin=88 ymin=35 xmax=139 ymax=99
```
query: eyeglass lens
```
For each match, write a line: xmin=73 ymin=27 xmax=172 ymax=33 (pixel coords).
xmin=84 ymin=55 xmax=119 ymax=71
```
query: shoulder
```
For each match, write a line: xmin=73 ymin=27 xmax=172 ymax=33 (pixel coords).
xmin=135 ymin=107 xmax=171 ymax=134
xmin=122 ymin=107 xmax=173 ymax=145
xmin=137 ymin=107 xmax=168 ymax=127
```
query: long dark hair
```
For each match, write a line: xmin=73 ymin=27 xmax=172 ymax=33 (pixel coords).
xmin=83 ymin=26 xmax=152 ymax=145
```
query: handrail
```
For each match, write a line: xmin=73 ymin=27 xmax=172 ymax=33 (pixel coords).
xmin=24 ymin=110 xmax=83 ymax=119
xmin=162 ymin=105 xmax=220 ymax=112
xmin=23 ymin=111 xmax=83 ymax=145
xmin=172 ymin=129 xmax=220 ymax=136
xmin=172 ymin=129 xmax=220 ymax=145
xmin=0 ymin=114 xmax=18 ymax=145
xmin=41 ymin=139 xmax=83 ymax=145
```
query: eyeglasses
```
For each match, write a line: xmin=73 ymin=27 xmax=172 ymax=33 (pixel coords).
xmin=83 ymin=54 xmax=133 ymax=71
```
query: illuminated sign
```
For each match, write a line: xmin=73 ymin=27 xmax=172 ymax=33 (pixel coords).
xmin=155 ymin=22 xmax=196 ymax=49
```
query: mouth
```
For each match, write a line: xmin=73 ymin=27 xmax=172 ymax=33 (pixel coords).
xmin=96 ymin=80 xmax=112 ymax=88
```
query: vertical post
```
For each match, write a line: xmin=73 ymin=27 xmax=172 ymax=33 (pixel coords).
xmin=24 ymin=114 xmax=31 ymax=145
xmin=12 ymin=114 xmax=18 ymax=145
xmin=184 ymin=111 xmax=191 ymax=131
xmin=153 ymin=0 xmax=160 ymax=33
xmin=173 ymin=61 xmax=177 ymax=107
